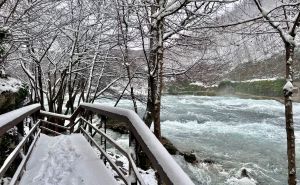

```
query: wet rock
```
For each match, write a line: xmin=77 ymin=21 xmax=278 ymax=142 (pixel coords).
xmin=203 ymin=159 xmax=215 ymax=164
xmin=106 ymin=119 xmax=129 ymax=134
xmin=241 ymin=168 xmax=250 ymax=178
xmin=161 ymin=137 xmax=179 ymax=155
xmin=183 ymin=152 xmax=197 ymax=163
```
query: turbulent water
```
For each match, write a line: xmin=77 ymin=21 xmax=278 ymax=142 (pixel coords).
xmin=97 ymin=95 xmax=300 ymax=185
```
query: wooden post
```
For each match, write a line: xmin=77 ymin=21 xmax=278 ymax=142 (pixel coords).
xmin=25 ymin=117 xmax=31 ymax=131
xmin=101 ymin=116 xmax=107 ymax=165
xmin=129 ymin=132 xmax=137 ymax=185
xmin=33 ymin=111 xmax=39 ymax=135
xmin=16 ymin=121 xmax=24 ymax=137
xmin=89 ymin=113 xmax=93 ymax=135
xmin=69 ymin=119 xmax=74 ymax=133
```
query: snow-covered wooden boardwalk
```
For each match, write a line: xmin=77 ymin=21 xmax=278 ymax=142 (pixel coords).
xmin=0 ymin=103 xmax=195 ymax=185
xmin=19 ymin=134 xmax=118 ymax=185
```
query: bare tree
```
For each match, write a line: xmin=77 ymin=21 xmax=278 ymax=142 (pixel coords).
xmin=252 ymin=1 xmax=300 ymax=184
xmin=136 ymin=0 xmax=239 ymax=139
xmin=5 ymin=0 xmax=126 ymax=115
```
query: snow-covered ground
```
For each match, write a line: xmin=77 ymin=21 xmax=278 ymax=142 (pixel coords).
xmin=1 ymin=130 xmax=157 ymax=185
xmin=19 ymin=134 xmax=119 ymax=185
xmin=189 ymin=82 xmax=218 ymax=88
xmin=93 ymin=149 xmax=157 ymax=185
xmin=190 ymin=78 xmax=280 ymax=89
xmin=0 ymin=177 xmax=11 ymax=185
xmin=229 ymin=77 xmax=279 ymax=83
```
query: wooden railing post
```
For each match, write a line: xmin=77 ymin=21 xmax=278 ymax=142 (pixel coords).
xmin=129 ymin=132 xmax=137 ymax=185
xmin=16 ymin=121 xmax=24 ymax=137
xmin=103 ymin=116 xmax=107 ymax=153
xmin=33 ymin=111 xmax=39 ymax=135
xmin=88 ymin=113 xmax=93 ymax=135
xmin=100 ymin=116 xmax=107 ymax=164
xmin=69 ymin=118 xmax=74 ymax=133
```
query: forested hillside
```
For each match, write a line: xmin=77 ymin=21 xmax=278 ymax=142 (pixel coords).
xmin=226 ymin=49 xmax=300 ymax=81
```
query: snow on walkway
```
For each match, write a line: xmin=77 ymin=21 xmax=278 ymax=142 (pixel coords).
xmin=19 ymin=134 xmax=118 ymax=185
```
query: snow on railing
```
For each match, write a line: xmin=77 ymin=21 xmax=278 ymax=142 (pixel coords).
xmin=0 ymin=122 xmax=41 ymax=184
xmin=78 ymin=116 xmax=146 ymax=185
xmin=0 ymin=103 xmax=194 ymax=185
xmin=40 ymin=103 xmax=195 ymax=185
xmin=72 ymin=103 xmax=195 ymax=185
xmin=0 ymin=104 xmax=41 ymax=184
xmin=0 ymin=103 xmax=40 ymax=136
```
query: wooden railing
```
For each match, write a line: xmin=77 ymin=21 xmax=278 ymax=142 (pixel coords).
xmin=0 ymin=104 xmax=41 ymax=184
xmin=0 ymin=104 xmax=40 ymax=136
xmin=0 ymin=103 xmax=195 ymax=185
xmin=74 ymin=103 xmax=194 ymax=185
xmin=78 ymin=117 xmax=146 ymax=185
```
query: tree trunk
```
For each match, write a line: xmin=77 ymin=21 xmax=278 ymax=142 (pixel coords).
xmin=284 ymin=42 xmax=296 ymax=185
xmin=143 ymin=74 xmax=155 ymax=127
xmin=153 ymin=17 xmax=164 ymax=140
xmin=143 ymin=2 xmax=164 ymax=140
xmin=143 ymin=3 xmax=156 ymax=128
xmin=56 ymin=82 xmax=66 ymax=114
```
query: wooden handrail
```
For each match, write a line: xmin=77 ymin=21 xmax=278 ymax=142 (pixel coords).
xmin=40 ymin=110 xmax=71 ymax=120
xmin=40 ymin=103 xmax=195 ymax=185
xmin=10 ymin=129 xmax=41 ymax=185
xmin=75 ymin=103 xmax=194 ymax=185
xmin=0 ymin=103 xmax=194 ymax=184
xmin=79 ymin=117 xmax=146 ymax=185
xmin=0 ymin=120 xmax=41 ymax=178
xmin=0 ymin=104 xmax=41 ymax=136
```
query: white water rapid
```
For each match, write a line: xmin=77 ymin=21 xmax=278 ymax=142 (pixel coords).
xmin=97 ymin=95 xmax=300 ymax=185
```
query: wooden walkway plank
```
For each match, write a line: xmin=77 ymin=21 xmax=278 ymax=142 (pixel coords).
xmin=19 ymin=134 xmax=119 ymax=185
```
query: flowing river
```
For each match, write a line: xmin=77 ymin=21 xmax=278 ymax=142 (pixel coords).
xmin=97 ymin=95 xmax=300 ymax=185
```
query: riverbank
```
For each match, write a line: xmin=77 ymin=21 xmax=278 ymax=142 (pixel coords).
xmin=165 ymin=78 xmax=297 ymax=104
xmin=166 ymin=90 xmax=300 ymax=104
xmin=165 ymin=91 xmax=288 ymax=104
xmin=220 ymin=92 xmax=300 ymax=104
xmin=223 ymin=92 xmax=285 ymax=104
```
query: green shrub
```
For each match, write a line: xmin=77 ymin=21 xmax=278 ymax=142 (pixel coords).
xmin=218 ymin=79 xmax=285 ymax=97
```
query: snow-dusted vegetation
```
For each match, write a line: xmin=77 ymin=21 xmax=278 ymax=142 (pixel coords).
xmin=0 ymin=77 xmax=22 ymax=94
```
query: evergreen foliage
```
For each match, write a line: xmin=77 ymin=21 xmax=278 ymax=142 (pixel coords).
xmin=218 ymin=79 xmax=286 ymax=97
